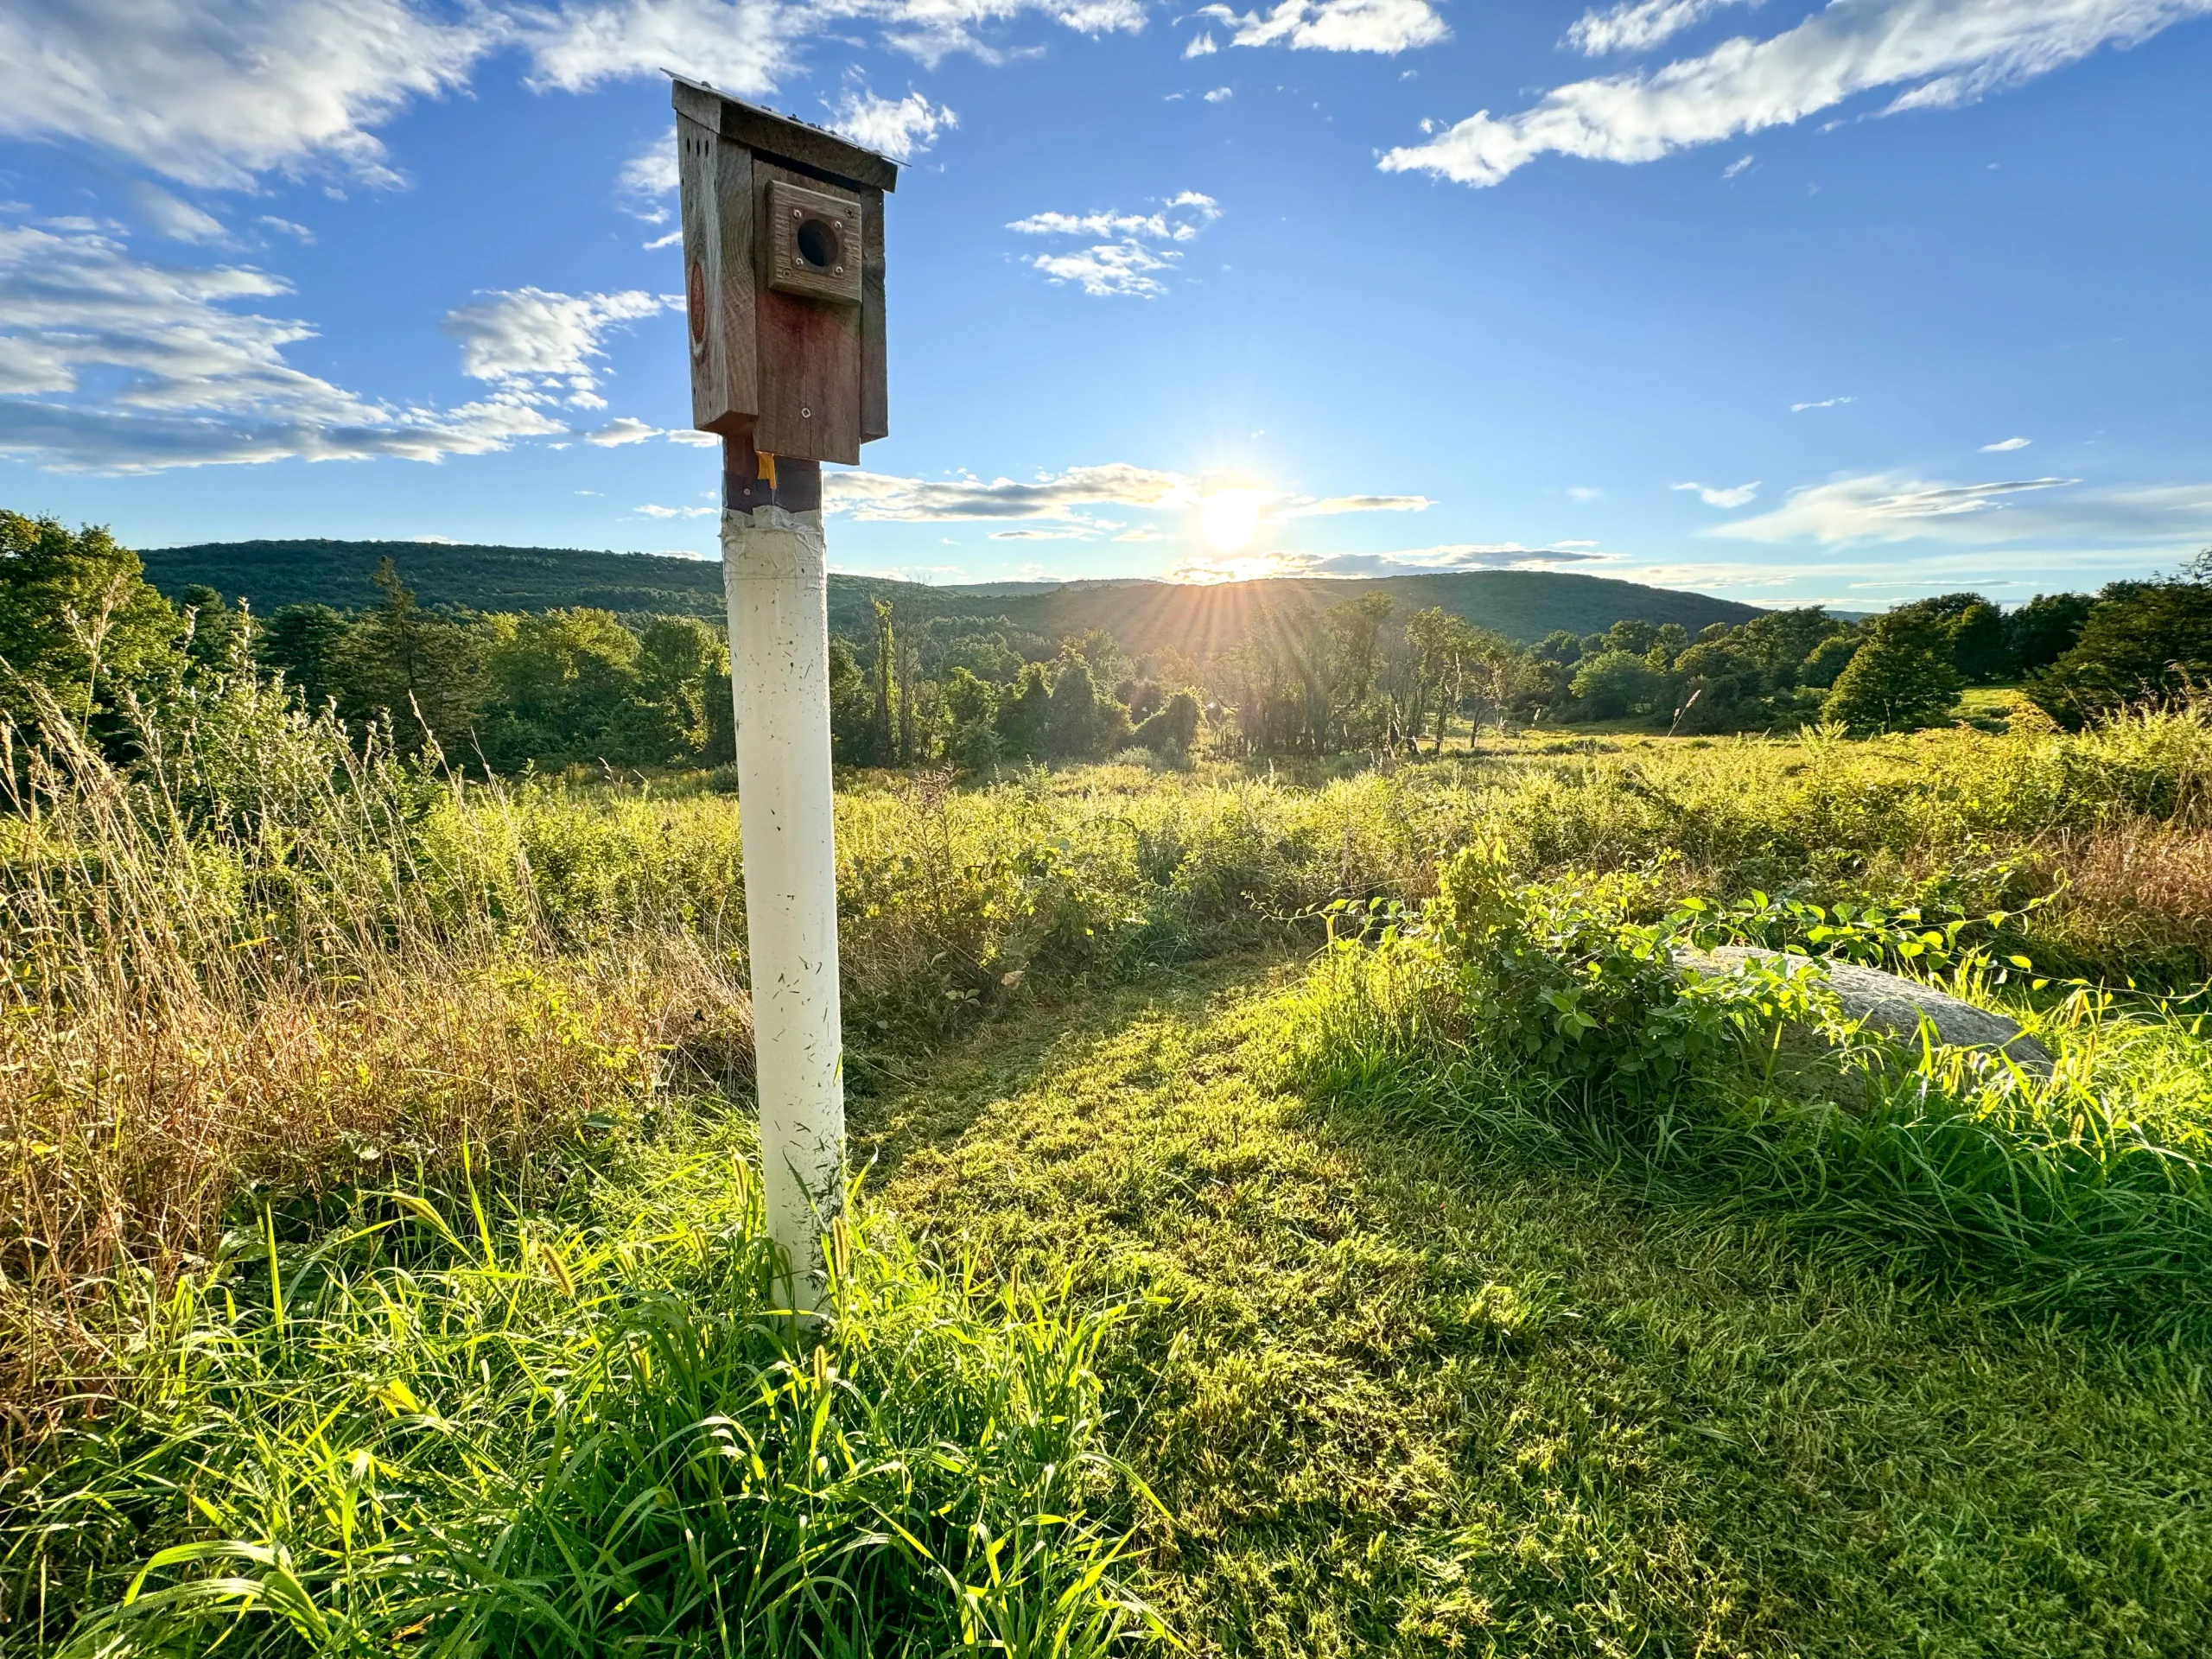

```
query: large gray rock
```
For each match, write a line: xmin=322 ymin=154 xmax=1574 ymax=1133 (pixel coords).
xmin=1674 ymin=944 xmax=2055 ymax=1077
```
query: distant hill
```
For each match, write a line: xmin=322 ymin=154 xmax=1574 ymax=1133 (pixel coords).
xmin=144 ymin=538 xmax=1765 ymax=654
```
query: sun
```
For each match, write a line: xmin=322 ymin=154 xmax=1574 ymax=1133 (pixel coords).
xmin=1199 ymin=489 xmax=1268 ymax=553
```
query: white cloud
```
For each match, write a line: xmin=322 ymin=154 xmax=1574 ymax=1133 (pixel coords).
xmin=619 ymin=131 xmax=677 ymax=224
xmin=643 ymin=229 xmax=684 ymax=250
xmin=828 ymin=463 xmax=1201 ymax=521
xmin=130 ymin=181 xmax=231 ymax=245
xmin=1274 ymin=492 xmax=1433 ymax=517
xmin=1205 ymin=85 xmax=1235 ymax=99
xmin=518 ymin=0 xmax=1143 ymax=95
xmin=441 ymin=287 xmax=671 ymax=406
xmin=1197 ymin=0 xmax=1449 ymax=54
xmin=1721 ymin=151 xmax=1755 ymax=177
xmin=586 ymin=416 xmax=662 ymax=445
xmin=1009 ymin=192 xmax=1223 ymax=297
xmin=1673 ymin=479 xmax=1760 ymax=506
xmin=1708 ymin=471 xmax=2212 ymax=547
xmin=0 ymin=216 xmax=583 ymax=474
xmin=1380 ymin=0 xmax=2212 ymax=188
xmin=1791 ymin=394 xmax=1854 ymax=410
xmin=1567 ymin=0 xmax=1761 ymax=56
xmin=635 ymin=501 xmax=719 ymax=518
xmin=516 ymin=0 xmax=790 ymax=97
xmin=1567 ymin=485 xmax=1604 ymax=501
xmin=1031 ymin=242 xmax=1178 ymax=296
xmin=825 ymin=86 xmax=957 ymax=159
xmin=257 ymin=216 xmax=316 ymax=243
xmin=1008 ymin=193 xmax=1223 ymax=241
xmin=0 ymin=0 xmax=491 ymax=188
xmin=827 ymin=467 xmax=1420 ymax=525
xmin=1185 ymin=29 xmax=1219 ymax=53
xmin=1981 ymin=435 xmax=2032 ymax=450
xmin=0 ymin=0 xmax=1143 ymax=194
xmin=1173 ymin=541 xmax=1611 ymax=582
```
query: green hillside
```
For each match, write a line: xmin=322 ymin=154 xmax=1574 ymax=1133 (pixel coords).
xmin=144 ymin=537 xmax=1764 ymax=652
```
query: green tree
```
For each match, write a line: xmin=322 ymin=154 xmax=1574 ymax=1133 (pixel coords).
xmin=826 ymin=637 xmax=873 ymax=763
xmin=0 ymin=511 xmax=177 ymax=726
xmin=2029 ymin=562 xmax=2212 ymax=723
xmin=334 ymin=558 xmax=488 ymax=753
xmin=944 ymin=666 xmax=1001 ymax=772
xmin=1570 ymin=650 xmax=1661 ymax=719
xmin=2004 ymin=592 xmax=2094 ymax=677
xmin=1604 ymin=618 xmax=1659 ymax=658
xmin=638 ymin=615 xmax=727 ymax=760
xmin=1800 ymin=632 xmax=1861 ymax=690
xmin=1131 ymin=689 xmax=1200 ymax=755
xmin=1044 ymin=658 xmax=1129 ymax=760
xmin=481 ymin=607 xmax=649 ymax=768
xmin=995 ymin=662 xmax=1052 ymax=760
xmin=1324 ymin=593 xmax=1395 ymax=748
xmin=1822 ymin=612 xmax=1962 ymax=731
xmin=261 ymin=603 xmax=354 ymax=711
xmin=1535 ymin=629 xmax=1583 ymax=664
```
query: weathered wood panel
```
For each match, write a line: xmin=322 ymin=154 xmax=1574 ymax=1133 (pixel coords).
xmin=677 ymin=113 xmax=757 ymax=436
xmin=751 ymin=157 xmax=863 ymax=463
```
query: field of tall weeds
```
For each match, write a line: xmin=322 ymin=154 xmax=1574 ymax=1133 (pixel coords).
xmin=11 ymin=677 xmax=2212 ymax=1650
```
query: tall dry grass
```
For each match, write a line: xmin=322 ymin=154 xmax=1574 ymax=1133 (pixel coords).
xmin=0 ymin=682 xmax=751 ymax=1431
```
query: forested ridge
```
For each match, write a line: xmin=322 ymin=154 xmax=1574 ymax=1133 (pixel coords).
xmin=143 ymin=537 xmax=1764 ymax=647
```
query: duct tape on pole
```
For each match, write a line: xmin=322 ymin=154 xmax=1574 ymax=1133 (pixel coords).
xmin=671 ymin=77 xmax=898 ymax=1304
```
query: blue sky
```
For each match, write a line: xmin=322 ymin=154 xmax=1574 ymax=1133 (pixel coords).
xmin=3 ymin=0 xmax=2209 ymax=610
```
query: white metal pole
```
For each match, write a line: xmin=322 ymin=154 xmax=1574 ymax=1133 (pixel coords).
xmin=723 ymin=495 xmax=844 ymax=1306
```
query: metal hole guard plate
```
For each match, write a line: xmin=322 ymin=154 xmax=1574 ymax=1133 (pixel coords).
xmin=724 ymin=449 xmax=823 ymax=513
xmin=764 ymin=179 xmax=862 ymax=307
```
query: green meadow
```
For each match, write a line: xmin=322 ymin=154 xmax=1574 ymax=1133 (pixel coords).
xmin=9 ymin=674 xmax=2212 ymax=1656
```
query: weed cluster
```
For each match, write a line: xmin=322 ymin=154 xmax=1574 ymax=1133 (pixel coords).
xmin=4 ymin=1137 xmax=1159 ymax=1656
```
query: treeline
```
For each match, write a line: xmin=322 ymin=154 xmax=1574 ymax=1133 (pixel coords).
xmin=0 ymin=513 xmax=1200 ymax=772
xmin=1205 ymin=567 xmax=2209 ymax=744
xmin=13 ymin=509 xmax=2209 ymax=774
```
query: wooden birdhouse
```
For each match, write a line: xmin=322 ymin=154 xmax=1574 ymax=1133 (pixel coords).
xmin=672 ymin=76 xmax=897 ymax=470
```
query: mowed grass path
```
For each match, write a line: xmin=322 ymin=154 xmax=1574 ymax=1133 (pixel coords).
xmin=860 ymin=962 xmax=2212 ymax=1659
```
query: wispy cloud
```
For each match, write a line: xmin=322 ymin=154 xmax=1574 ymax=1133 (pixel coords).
xmin=0 ymin=0 xmax=1132 ymax=190
xmin=1185 ymin=29 xmax=1218 ymax=54
xmin=441 ymin=287 xmax=671 ymax=409
xmin=0 ymin=216 xmax=569 ymax=473
xmin=0 ymin=0 xmax=490 ymax=188
xmin=634 ymin=502 xmax=718 ymax=518
xmin=1980 ymin=435 xmax=2032 ymax=450
xmin=829 ymin=464 xmax=1200 ymax=522
xmin=825 ymin=84 xmax=957 ymax=159
xmin=1673 ymin=479 xmax=1759 ymax=507
xmin=1566 ymin=0 xmax=1762 ymax=56
xmin=1008 ymin=192 xmax=1223 ymax=297
xmin=1381 ymin=0 xmax=2212 ymax=188
xmin=130 ymin=181 xmax=232 ymax=245
xmin=826 ymin=465 xmax=1429 ymax=526
xmin=1791 ymin=395 xmax=1854 ymax=411
xmin=1173 ymin=540 xmax=1610 ymax=583
xmin=1196 ymin=0 xmax=1450 ymax=54
xmin=1709 ymin=471 xmax=2212 ymax=548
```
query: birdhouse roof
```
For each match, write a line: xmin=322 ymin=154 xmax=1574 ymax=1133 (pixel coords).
xmin=670 ymin=76 xmax=900 ymax=194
